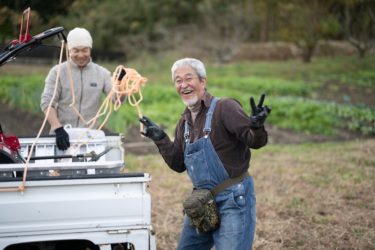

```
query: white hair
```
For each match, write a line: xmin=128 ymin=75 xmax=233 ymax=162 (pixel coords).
xmin=171 ymin=58 xmax=207 ymax=81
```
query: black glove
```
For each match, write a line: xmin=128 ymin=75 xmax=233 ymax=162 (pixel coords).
xmin=139 ymin=116 xmax=167 ymax=141
xmin=249 ymin=93 xmax=271 ymax=129
xmin=55 ymin=126 xmax=70 ymax=150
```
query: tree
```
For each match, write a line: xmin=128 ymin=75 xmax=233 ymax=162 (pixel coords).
xmin=0 ymin=1 xmax=75 ymax=45
xmin=0 ymin=0 xmax=75 ymax=23
xmin=0 ymin=5 xmax=44 ymax=44
xmin=277 ymin=0 xmax=340 ymax=63
xmin=0 ymin=6 xmax=17 ymax=43
xmin=56 ymin=0 xmax=203 ymax=57
xmin=196 ymin=0 xmax=254 ymax=63
xmin=252 ymin=0 xmax=282 ymax=42
xmin=340 ymin=0 xmax=375 ymax=58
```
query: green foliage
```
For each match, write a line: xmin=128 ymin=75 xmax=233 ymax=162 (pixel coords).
xmin=56 ymin=0 xmax=203 ymax=56
xmin=209 ymin=76 xmax=317 ymax=97
xmin=0 ymin=55 xmax=374 ymax=136
xmin=328 ymin=70 xmax=375 ymax=88
xmin=266 ymin=96 xmax=337 ymax=135
xmin=0 ymin=0 xmax=75 ymax=23
xmin=267 ymin=96 xmax=375 ymax=135
xmin=329 ymin=103 xmax=375 ymax=135
xmin=196 ymin=0 xmax=253 ymax=63
xmin=1 ymin=0 xmax=375 ymax=63
xmin=0 ymin=75 xmax=44 ymax=113
xmin=338 ymin=0 xmax=375 ymax=58
xmin=0 ymin=7 xmax=16 ymax=43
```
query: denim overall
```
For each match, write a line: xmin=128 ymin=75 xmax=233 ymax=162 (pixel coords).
xmin=177 ymin=98 xmax=256 ymax=250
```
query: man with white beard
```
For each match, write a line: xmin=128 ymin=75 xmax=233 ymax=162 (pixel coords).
xmin=139 ymin=58 xmax=270 ymax=250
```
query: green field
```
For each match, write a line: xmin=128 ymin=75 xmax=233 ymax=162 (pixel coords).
xmin=0 ymin=55 xmax=374 ymax=137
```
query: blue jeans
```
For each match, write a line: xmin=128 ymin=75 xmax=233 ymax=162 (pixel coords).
xmin=177 ymin=176 xmax=256 ymax=250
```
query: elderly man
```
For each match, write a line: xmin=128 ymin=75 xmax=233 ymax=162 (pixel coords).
xmin=40 ymin=27 xmax=113 ymax=151
xmin=140 ymin=58 xmax=271 ymax=249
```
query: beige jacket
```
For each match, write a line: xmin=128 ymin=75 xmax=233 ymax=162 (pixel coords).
xmin=40 ymin=59 xmax=112 ymax=131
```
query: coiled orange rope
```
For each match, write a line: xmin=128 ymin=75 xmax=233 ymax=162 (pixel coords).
xmin=68 ymin=65 xmax=147 ymax=152
xmin=88 ymin=65 xmax=147 ymax=130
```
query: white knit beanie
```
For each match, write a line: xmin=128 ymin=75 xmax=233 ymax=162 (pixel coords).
xmin=67 ymin=27 xmax=93 ymax=50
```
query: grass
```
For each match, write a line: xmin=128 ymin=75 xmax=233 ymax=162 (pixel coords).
xmin=126 ymin=139 xmax=375 ymax=250
xmin=0 ymin=54 xmax=374 ymax=136
xmin=205 ymin=55 xmax=375 ymax=88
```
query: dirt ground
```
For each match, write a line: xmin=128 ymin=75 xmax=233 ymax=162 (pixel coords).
xmin=129 ymin=139 xmax=375 ymax=250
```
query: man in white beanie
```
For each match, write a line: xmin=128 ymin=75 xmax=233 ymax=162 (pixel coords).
xmin=40 ymin=27 xmax=113 ymax=151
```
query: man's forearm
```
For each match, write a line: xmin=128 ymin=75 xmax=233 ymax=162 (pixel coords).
xmin=44 ymin=107 xmax=62 ymax=131
xmin=154 ymin=136 xmax=186 ymax=173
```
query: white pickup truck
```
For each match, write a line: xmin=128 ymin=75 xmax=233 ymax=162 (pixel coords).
xmin=0 ymin=128 xmax=156 ymax=250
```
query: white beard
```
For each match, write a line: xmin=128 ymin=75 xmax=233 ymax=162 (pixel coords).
xmin=182 ymin=95 xmax=199 ymax=107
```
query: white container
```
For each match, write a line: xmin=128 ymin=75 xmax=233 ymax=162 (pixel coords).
xmin=15 ymin=128 xmax=125 ymax=176
xmin=63 ymin=125 xmax=106 ymax=162
xmin=19 ymin=125 xmax=113 ymax=163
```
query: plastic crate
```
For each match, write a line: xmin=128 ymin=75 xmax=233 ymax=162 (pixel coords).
xmin=13 ymin=128 xmax=125 ymax=177
xmin=19 ymin=127 xmax=108 ymax=163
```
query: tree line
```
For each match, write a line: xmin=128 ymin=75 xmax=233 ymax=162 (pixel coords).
xmin=1 ymin=0 xmax=374 ymax=63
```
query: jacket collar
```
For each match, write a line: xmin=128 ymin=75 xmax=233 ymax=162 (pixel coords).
xmin=68 ymin=58 xmax=93 ymax=70
xmin=181 ymin=91 xmax=213 ymax=122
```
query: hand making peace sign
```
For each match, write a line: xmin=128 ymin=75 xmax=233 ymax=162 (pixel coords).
xmin=249 ymin=93 xmax=271 ymax=129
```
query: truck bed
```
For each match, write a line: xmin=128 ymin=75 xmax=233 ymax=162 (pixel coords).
xmin=0 ymin=132 xmax=156 ymax=250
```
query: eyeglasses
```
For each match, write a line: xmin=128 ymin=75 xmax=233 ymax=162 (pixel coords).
xmin=174 ymin=76 xmax=198 ymax=85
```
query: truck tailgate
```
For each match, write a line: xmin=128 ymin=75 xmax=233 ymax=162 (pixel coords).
xmin=0 ymin=173 xmax=152 ymax=237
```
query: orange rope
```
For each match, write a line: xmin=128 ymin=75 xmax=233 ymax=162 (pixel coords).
xmin=69 ymin=65 xmax=147 ymax=152
xmin=88 ymin=65 xmax=147 ymax=129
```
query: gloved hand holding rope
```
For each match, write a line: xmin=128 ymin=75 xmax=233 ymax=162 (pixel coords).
xmin=69 ymin=65 xmax=148 ymax=152
xmin=87 ymin=65 xmax=148 ymax=130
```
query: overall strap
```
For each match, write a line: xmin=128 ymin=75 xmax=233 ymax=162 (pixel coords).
xmin=184 ymin=97 xmax=219 ymax=143
xmin=211 ymin=171 xmax=249 ymax=196
xmin=184 ymin=120 xmax=190 ymax=143
xmin=203 ymin=97 xmax=219 ymax=137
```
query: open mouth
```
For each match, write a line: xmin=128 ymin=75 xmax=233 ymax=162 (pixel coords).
xmin=181 ymin=89 xmax=193 ymax=95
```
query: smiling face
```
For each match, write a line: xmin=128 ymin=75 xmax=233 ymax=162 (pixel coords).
xmin=70 ymin=46 xmax=91 ymax=67
xmin=174 ymin=66 xmax=207 ymax=107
